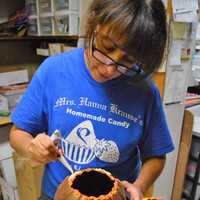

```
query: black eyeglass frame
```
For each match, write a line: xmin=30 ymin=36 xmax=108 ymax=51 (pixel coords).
xmin=90 ymin=32 xmax=146 ymax=77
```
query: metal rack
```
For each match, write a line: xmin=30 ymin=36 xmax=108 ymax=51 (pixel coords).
xmin=182 ymin=134 xmax=200 ymax=200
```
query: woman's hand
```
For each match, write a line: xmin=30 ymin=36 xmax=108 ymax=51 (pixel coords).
xmin=26 ymin=133 xmax=61 ymax=164
xmin=121 ymin=180 xmax=143 ymax=200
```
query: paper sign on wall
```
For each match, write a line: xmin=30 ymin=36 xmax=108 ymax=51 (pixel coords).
xmin=172 ymin=0 xmax=198 ymax=22
xmin=164 ymin=65 xmax=187 ymax=104
xmin=196 ymin=22 xmax=200 ymax=40
xmin=168 ymin=40 xmax=182 ymax=66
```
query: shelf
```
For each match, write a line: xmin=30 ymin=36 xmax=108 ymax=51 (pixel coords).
xmin=182 ymin=191 xmax=191 ymax=199
xmin=0 ymin=116 xmax=11 ymax=126
xmin=0 ymin=35 xmax=79 ymax=41
xmin=189 ymin=155 xmax=199 ymax=162
xmin=186 ymin=174 xmax=195 ymax=182
xmin=193 ymin=133 xmax=200 ymax=139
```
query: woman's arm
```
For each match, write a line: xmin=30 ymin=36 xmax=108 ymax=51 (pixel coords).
xmin=10 ymin=125 xmax=34 ymax=157
xmin=122 ymin=157 xmax=165 ymax=200
xmin=9 ymin=125 xmax=60 ymax=164
xmin=134 ymin=156 xmax=165 ymax=193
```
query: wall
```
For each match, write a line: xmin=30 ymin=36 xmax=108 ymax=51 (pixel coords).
xmin=0 ymin=0 xmax=25 ymax=22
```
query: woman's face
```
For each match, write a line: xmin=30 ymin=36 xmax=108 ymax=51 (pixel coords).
xmin=85 ymin=26 xmax=135 ymax=83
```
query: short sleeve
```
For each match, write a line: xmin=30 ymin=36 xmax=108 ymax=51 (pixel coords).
xmin=11 ymin=62 xmax=48 ymax=136
xmin=139 ymin=87 xmax=174 ymax=160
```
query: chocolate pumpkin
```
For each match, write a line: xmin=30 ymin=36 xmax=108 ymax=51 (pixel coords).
xmin=54 ymin=168 xmax=127 ymax=200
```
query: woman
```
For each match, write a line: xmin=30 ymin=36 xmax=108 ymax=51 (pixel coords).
xmin=9 ymin=0 xmax=174 ymax=200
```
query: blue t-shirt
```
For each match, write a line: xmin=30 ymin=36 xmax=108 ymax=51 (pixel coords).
xmin=11 ymin=48 xmax=174 ymax=198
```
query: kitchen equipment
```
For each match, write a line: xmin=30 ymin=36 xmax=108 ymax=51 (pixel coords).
xmin=50 ymin=130 xmax=74 ymax=174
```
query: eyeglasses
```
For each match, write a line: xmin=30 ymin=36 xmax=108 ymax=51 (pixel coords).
xmin=91 ymin=32 xmax=146 ymax=78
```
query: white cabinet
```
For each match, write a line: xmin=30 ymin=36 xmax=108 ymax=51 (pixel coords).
xmin=26 ymin=0 xmax=80 ymax=36
xmin=0 ymin=124 xmax=19 ymax=200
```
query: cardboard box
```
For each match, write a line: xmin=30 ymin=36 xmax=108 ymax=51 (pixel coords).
xmin=0 ymin=64 xmax=39 ymax=82
xmin=36 ymin=48 xmax=50 ymax=57
xmin=13 ymin=153 xmax=44 ymax=200
xmin=0 ymin=177 xmax=19 ymax=200
xmin=62 ymin=46 xmax=75 ymax=52
xmin=48 ymin=43 xmax=64 ymax=56
xmin=0 ymin=70 xmax=28 ymax=87
xmin=0 ymin=84 xmax=28 ymax=112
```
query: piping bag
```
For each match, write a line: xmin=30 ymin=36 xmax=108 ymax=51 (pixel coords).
xmin=50 ymin=130 xmax=74 ymax=174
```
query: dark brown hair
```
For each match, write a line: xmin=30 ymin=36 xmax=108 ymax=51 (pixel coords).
xmin=85 ymin=0 xmax=168 ymax=76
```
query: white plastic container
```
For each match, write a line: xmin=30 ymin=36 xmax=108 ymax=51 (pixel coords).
xmin=54 ymin=12 xmax=79 ymax=35
xmin=28 ymin=18 xmax=38 ymax=35
xmin=40 ymin=17 xmax=53 ymax=35
xmin=26 ymin=1 xmax=37 ymax=15
xmin=54 ymin=0 xmax=79 ymax=11
xmin=38 ymin=0 xmax=52 ymax=14
xmin=26 ymin=0 xmax=80 ymax=36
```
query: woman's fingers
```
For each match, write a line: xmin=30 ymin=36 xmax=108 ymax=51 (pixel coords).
xmin=27 ymin=133 xmax=61 ymax=164
xmin=121 ymin=181 xmax=143 ymax=200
